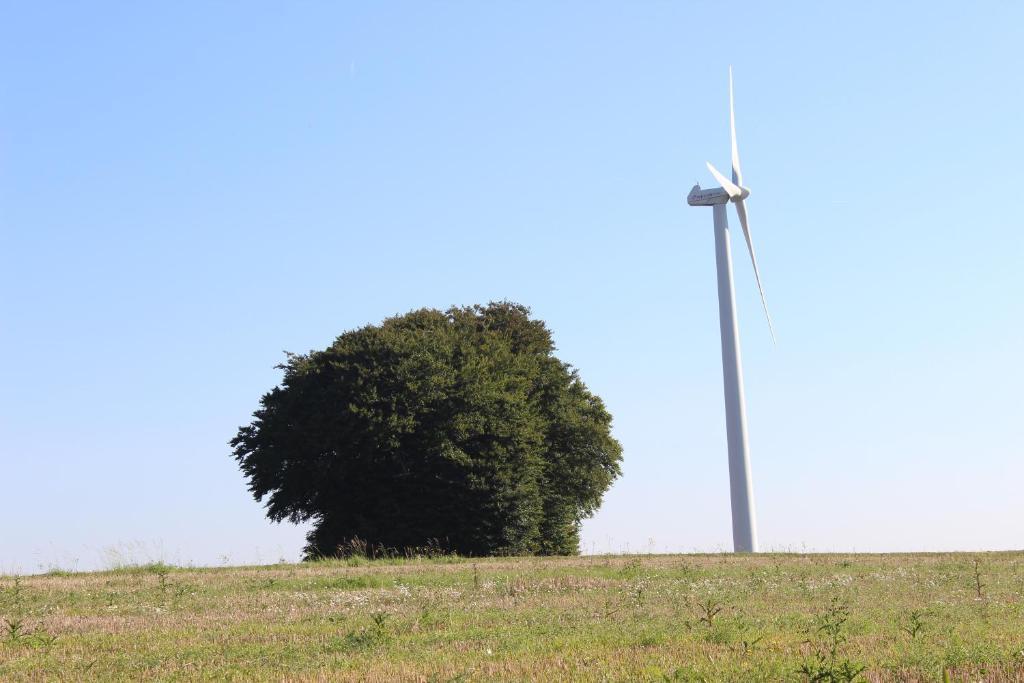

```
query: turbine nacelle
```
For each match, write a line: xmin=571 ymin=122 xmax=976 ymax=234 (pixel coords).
xmin=687 ymin=183 xmax=730 ymax=206
xmin=686 ymin=179 xmax=750 ymax=207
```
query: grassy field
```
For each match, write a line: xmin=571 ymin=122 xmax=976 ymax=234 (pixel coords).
xmin=1 ymin=552 xmax=1023 ymax=681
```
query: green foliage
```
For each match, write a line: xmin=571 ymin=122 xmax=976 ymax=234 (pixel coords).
xmin=697 ymin=597 xmax=725 ymax=627
xmin=972 ymin=557 xmax=985 ymax=599
xmin=901 ymin=609 xmax=926 ymax=639
xmin=338 ymin=611 xmax=391 ymax=651
xmin=798 ymin=597 xmax=866 ymax=682
xmin=4 ymin=617 xmax=26 ymax=643
xmin=231 ymin=302 xmax=623 ymax=558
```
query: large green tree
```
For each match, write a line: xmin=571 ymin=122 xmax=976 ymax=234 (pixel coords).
xmin=231 ymin=302 xmax=622 ymax=558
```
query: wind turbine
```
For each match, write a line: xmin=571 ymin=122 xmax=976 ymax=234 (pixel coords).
xmin=687 ymin=67 xmax=773 ymax=553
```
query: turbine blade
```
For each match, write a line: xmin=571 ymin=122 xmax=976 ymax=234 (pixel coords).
xmin=729 ymin=66 xmax=743 ymax=186
xmin=734 ymin=199 xmax=776 ymax=343
xmin=706 ymin=161 xmax=742 ymax=198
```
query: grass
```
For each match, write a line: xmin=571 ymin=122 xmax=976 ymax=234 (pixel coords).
xmin=1 ymin=552 xmax=1023 ymax=681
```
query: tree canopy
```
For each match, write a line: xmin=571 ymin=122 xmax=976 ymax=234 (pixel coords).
xmin=231 ymin=302 xmax=622 ymax=558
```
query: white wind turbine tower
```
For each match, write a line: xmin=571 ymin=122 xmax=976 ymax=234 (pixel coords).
xmin=687 ymin=67 xmax=774 ymax=553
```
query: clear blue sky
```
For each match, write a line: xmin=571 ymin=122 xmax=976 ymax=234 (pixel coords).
xmin=2 ymin=2 xmax=1022 ymax=572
